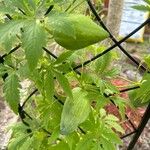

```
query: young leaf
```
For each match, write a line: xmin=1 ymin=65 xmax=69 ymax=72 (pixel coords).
xmin=3 ymin=73 xmax=20 ymax=114
xmin=105 ymin=114 xmax=119 ymax=122
xmin=105 ymin=120 xmax=124 ymax=134
xmin=129 ymin=74 xmax=150 ymax=107
xmin=54 ymin=70 xmax=73 ymax=99
xmin=22 ymin=20 xmax=46 ymax=70
xmin=60 ymin=87 xmax=90 ymax=135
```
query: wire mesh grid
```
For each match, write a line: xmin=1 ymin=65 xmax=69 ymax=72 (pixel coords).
xmin=0 ymin=0 xmax=150 ymax=149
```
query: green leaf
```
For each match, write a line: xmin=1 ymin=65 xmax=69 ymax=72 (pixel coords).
xmin=0 ymin=20 xmax=26 ymax=51
xmin=22 ymin=20 xmax=46 ymax=70
xmin=95 ymin=52 xmax=112 ymax=73
xmin=102 ymin=128 xmax=122 ymax=145
xmin=48 ymin=141 xmax=70 ymax=150
xmin=44 ymin=68 xmax=54 ymax=100
xmin=54 ymin=63 xmax=71 ymax=73
xmin=17 ymin=63 xmax=31 ymax=78
xmin=118 ymin=102 xmax=126 ymax=120
xmin=31 ymin=131 xmax=46 ymax=150
xmin=36 ymin=96 xmax=62 ymax=130
xmin=60 ymin=87 xmax=90 ymax=135
xmin=8 ymin=135 xmax=29 ymax=150
xmin=105 ymin=114 xmax=119 ymax=122
xmin=47 ymin=13 xmax=76 ymax=39
xmin=54 ymin=51 xmax=74 ymax=64
xmin=105 ymin=120 xmax=124 ymax=134
xmin=91 ymin=143 xmax=103 ymax=150
xmin=3 ymin=73 xmax=20 ymax=114
xmin=4 ymin=0 xmax=33 ymax=15
xmin=0 ymin=5 xmax=17 ymax=15
xmin=48 ymin=127 xmax=60 ymax=144
xmin=99 ymin=108 xmax=106 ymax=118
xmin=144 ymin=0 xmax=150 ymax=5
xmin=18 ymin=137 xmax=33 ymax=150
xmin=132 ymin=5 xmax=150 ymax=12
xmin=100 ymin=137 xmax=116 ymax=150
xmin=65 ymin=132 xmax=80 ymax=150
xmin=75 ymin=133 xmax=95 ymax=150
xmin=47 ymin=14 xmax=109 ymax=50
xmin=144 ymin=55 xmax=150 ymax=69
xmin=0 ymin=64 xmax=8 ymax=77
xmin=28 ymin=0 xmax=36 ymax=10
xmin=129 ymin=74 xmax=150 ymax=107
xmin=54 ymin=70 xmax=73 ymax=99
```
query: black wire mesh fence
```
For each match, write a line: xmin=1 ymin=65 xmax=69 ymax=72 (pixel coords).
xmin=0 ymin=0 xmax=150 ymax=149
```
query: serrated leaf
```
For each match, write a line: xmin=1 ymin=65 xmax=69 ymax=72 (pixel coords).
xmin=36 ymin=96 xmax=62 ymax=130
xmin=22 ymin=20 xmax=46 ymax=70
xmin=3 ymin=73 xmax=20 ymax=114
xmin=44 ymin=69 xmax=54 ymax=100
xmin=0 ymin=20 xmax=26 ymax=51
xmin=129 ymin=74 xmax=150 ymax=106
xmin=54 ymin=51 xmax=74 ymax=64
xmin=75 ymin=133 xmax=95 ymax=150
xmin=105 ymin=114 xmax=119 ymax=122
xmin=60 ymin=87 xmax=90 ymax=135
xmin=102 ymin=128 xmax=122 ymax=145
xmin=54 ymin=63 xmax=71 ymax=73
xmin=54 ymin=70 xmax=73 ymax=99
xmin=99 ymin=108 xmax=106 ymax=118
xmin=0 ymin=64 xmax=8 ymax=77
xmin=118 ymin=102 xmax=125 ymax=120
xmin=8 ymin=135 xmax=29 ymax=150
xmin=17 ymin=63 xmax=31 ymax=78
xmin=95 ymin=52 xmax=112 ymax=73
xmin=105 ymin=120 xmax=124 ymax=133
xmin=18 ymin=137 xmax=33 ymax=150
xmin=4 ymin=0 xmax=33 ymax=15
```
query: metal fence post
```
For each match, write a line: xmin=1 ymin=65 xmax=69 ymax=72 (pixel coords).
xmin=127 ymin=103 xmax=150 ymax=150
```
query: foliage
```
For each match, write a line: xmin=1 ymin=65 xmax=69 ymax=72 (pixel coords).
xmin=0 ymin=0 xmax=149 ymax=150
xmin=132 ymin=0 xmax=150 ymax=12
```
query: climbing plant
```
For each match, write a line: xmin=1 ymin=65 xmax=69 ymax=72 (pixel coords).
xmin=0 ymin=0 xmax=150 ymax=150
